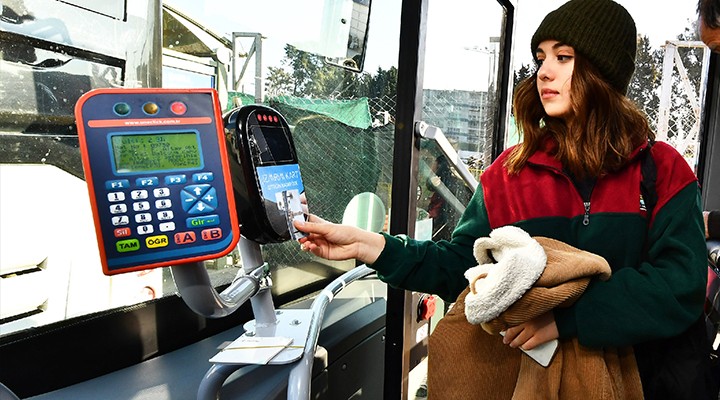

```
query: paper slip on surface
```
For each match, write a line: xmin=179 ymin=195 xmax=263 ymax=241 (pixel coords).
xmin=209 ymin=336 xmax=299 ymax=365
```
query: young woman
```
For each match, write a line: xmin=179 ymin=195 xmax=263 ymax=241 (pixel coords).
xmin=295 ymin=0 xmax=709 ymax=397
xmin=699 ymin=0 xmax=720 ymax=52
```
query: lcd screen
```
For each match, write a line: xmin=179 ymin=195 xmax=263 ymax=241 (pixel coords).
xmin=251 ymin=126 xmax=294 ymax=164
xmin=111 ymin=132 xmax=202 ymax=173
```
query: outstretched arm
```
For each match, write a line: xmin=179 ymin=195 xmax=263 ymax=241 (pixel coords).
xmin=294 ymin=214 xmax=386 ymax=264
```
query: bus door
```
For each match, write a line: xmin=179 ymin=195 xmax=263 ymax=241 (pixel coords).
xmin=386 ymin=0 xmax=516 ymax=398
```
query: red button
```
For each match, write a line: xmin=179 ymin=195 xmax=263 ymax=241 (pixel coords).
xmin=170 ymin=101 xmax=187 ymax=115
xmin=201 ymin=228 xmax=222 ymax=241
xmin=174 ymin=231 xmax=196 ymax=245
xmin=417 ymin=294 xmax=436 ymax=321
xmin=114 ymin=227 xmax=131 ymax=238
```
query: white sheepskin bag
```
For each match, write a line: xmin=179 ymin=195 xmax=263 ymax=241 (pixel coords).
xmin=464 ymin=225 xmax=546 ymax=325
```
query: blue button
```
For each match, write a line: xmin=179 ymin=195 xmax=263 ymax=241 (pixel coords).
xmin=192 ymin=172 xmax=214 ymax=183
xmin=188 ymin=201 xmax=216 ymax=215
xmin=184 ymin=184 xmax=210 ymax=198
xmin=180 ymin=190 xmax=197 ymax=212
xmin=200 ymin=188 xmax=218 ymax=208
xmin=136 ymin=177 xmax=159 ymax=187
xmin=105 ymin=179 xmax=130 ymax=190
xmin=165 ymin=175 xmax=187 ymax=185
xmin=186 ymin=214 xmax=220 ymax=228
xmin=181 ymin=185 xmax=214 ymax=212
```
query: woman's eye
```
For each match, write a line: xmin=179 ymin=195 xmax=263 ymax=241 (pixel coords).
xmin=557 ymin=55 xmax=573 ymax=62
xmin=535 ymin=59 xmax=545 ymax=67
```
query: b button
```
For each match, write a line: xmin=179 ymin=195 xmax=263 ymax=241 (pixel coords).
xmin=201 ymin=228 xmax=222 ymax=241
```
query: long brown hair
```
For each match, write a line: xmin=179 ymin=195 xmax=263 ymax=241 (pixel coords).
xmin=505 ymin=54 xmax=655 ymax=179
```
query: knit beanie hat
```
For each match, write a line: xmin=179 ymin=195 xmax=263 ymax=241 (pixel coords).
xmin=531 ymin=0 xmax=637 ymax=94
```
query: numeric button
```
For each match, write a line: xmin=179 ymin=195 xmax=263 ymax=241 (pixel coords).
xmin=108 ymin=192 xmax=125 ymax=202
xmin=133 ymin=201 xmax=151 ymax=212
xmin=154 ymin=188 xmax=170 ymax=198
xmin=131 ymin=190 xmax=149 ymax=200
xmin=112 ymin=216 xmax=129 ymax=226
xmin=110 ymin=204 xmax=127 ymax=214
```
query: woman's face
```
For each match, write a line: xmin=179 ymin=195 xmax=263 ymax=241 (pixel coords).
xmin=699 ymin=18 xmax=720 ymax=52
xmin=536 ymin=40 xmax=575 ymax=119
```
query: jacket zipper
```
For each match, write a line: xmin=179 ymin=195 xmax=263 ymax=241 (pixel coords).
xmin=527 ymin=161 xmax=595 ymax=226
xmin=583 ymin=201 xmax=591 ymax=226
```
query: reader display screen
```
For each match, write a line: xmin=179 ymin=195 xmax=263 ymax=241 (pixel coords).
xmin=251 ymin=126 xmax=294 ymax=164
xmin=111 ymin=132 xmax=202 ymax=173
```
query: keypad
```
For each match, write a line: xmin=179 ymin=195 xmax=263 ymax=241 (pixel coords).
xmin=105 ymin=173 xmax=223 ymax=253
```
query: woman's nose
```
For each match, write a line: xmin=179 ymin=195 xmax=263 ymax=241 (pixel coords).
xmin=538 ymin=63 xmax=552 ymax=81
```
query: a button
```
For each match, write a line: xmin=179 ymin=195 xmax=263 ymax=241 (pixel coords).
xmin=108 ymin=192 xmax=125 ymax=202
xmin=137 ymin=224 xmax=154 ymax=235
xmin=157 ymin=210 xmax=174 ymax=221
xmin=145 ymin=235 xmax=169 ymax=248
xmin=155 ymin=199 xmax=172 ymax=209
xmin=131 ymin=190 xmax=149 ymax=200
xmin=153 ymin=188 xmax=170 ymax=198
xmin=188 ymin=201 xmax=215 ymax=215
xmin=110 ymin=204 xmax=127 ymax=214
xmin=116 ymin=238 xmax=139 ymax=252
xmin=170 ymin=101 xmax=187 ymax=115
xmin=136 ymin=177 xmax=159 ymax=187
xmin=165 ymin=175 xmax=187 ymax=185
xmin=201 ymin=228 xmax=222 ymax=241
xmin=135 ymin=213 xmax=152 ymax=223
xmin=133 ymin=201 xmax=150 ymax=211
xmin=159 ymin=222 xmax=175 ymax=232
xmin=417 ymin=294 xmax=436 ymax=322
xmin=112 ymin=216 xmax=129 ymax=226
xmin=113 ymin=102 xmax=131 ymax=116
xmin=114 ymin=227 xmax=131 ymax=238
xmin=106 ymin=179 xmax=130 ymax=189
xmin=174 ymin=231 xmax=196 ymax=245
xmin=143 ymin=102 xmax=159 ymax=115
xmin=186 ymin=214 xmax=220 ymax=228
xmin=192 ymin=172 xmax=214 ymax=183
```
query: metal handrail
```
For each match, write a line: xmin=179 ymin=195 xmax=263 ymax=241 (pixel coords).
xmin=415 ymin=120 xmax=479 ymax=190
xmin=195 ymin=265 xmax=377 ymax=399
xmin=286 ymin=265 xmax=375 ymax=399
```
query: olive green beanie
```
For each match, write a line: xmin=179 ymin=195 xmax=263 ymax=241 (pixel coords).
xmin=531 ymin=0 xmax=637 ymax=94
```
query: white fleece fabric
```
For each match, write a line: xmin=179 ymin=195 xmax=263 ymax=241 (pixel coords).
xmin=464 ymin=226 xmax=547 ymax=325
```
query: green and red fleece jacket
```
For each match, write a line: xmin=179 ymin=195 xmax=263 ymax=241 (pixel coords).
xmin=370 ymin=140 xmax=707 ymax=348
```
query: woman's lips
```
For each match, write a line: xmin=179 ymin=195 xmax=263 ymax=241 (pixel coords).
xmin=540 ymin=89 xmax=558 ymax=99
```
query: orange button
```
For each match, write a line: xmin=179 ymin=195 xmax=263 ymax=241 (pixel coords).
xmin=201 ymin=228 xmax=222 ymax=241
xmin=174 ymin=231 xmax=196 ymax=245
xmin=114 ymin=227 xmax=131 ymax=238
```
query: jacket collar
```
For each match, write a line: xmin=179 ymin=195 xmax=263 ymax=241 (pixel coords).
xmin=525 ymin=137 xmax=652 ymax=171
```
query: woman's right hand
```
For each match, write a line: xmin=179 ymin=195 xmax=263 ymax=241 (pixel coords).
xmin=293 ymin=214 xmax=386 ymax=264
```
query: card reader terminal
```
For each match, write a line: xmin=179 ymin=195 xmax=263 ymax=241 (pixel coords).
xmin=75 ymin=88 xmax=240 ymax=275
xmin=224 ymin=105 xmax=307 ymax=244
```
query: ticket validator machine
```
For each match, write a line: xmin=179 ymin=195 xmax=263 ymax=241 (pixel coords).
xmin=76 ymin=89 xmax=373 ymax=400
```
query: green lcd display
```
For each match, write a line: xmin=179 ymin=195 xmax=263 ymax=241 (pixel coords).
xmin=111 ymin=132 xmax=202 ymax=173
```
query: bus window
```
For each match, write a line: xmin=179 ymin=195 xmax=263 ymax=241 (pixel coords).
xmin=0 ymin=0 xmax=401 ymax=341
xmin=418 ymin=0 xmax=507 ymax=238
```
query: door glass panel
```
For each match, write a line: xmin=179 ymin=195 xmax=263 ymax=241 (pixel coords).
xmin=420 ymin=0 xmax=505 ymax=235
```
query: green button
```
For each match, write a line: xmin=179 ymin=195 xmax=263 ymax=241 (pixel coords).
xmin=116 ymin=238 xmax=140 ymax=253
xmin=113 ymin=102 xmax=131 ymax=116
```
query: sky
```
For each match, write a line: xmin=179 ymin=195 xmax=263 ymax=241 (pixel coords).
xmin=166 ymin=0 xmax=700 ymax=93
